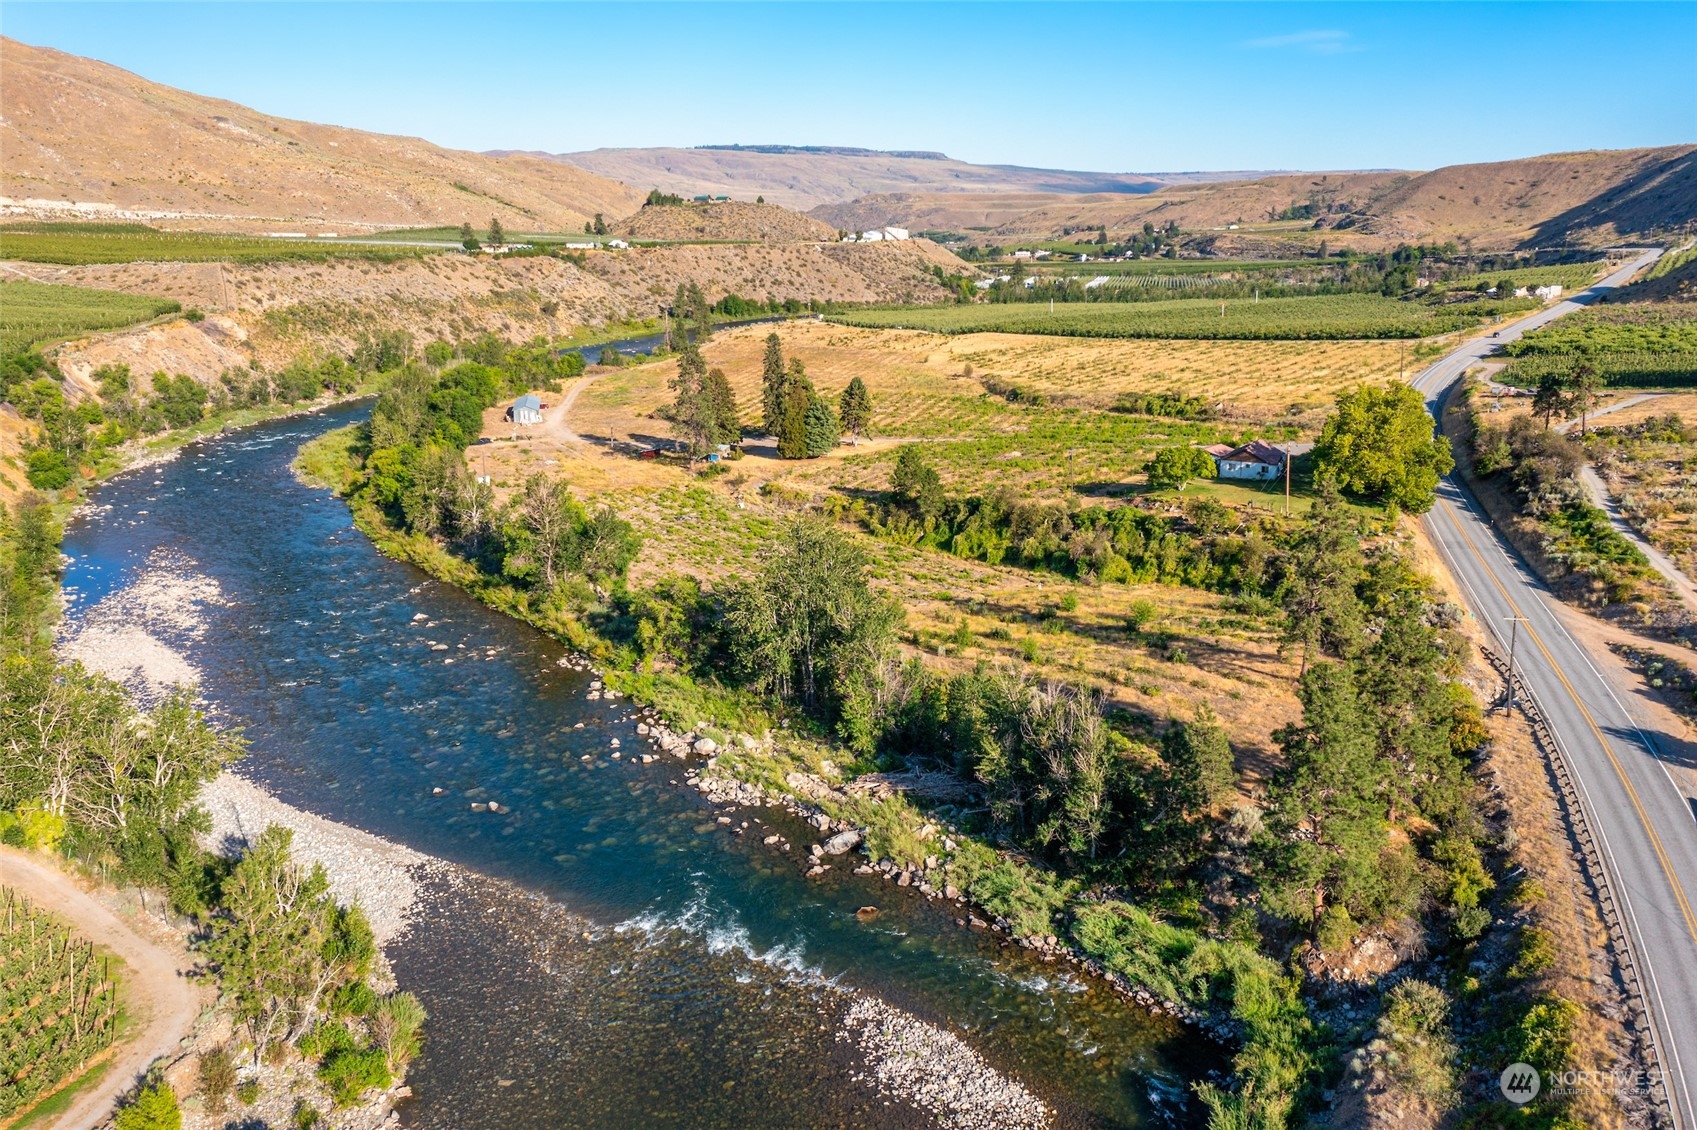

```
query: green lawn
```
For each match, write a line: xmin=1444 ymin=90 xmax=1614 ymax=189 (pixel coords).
xmin=0 ymin=279 xmax=181 ymax=351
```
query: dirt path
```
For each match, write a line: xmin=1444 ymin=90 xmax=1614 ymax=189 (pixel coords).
xmin=0 ymin=848 xmax=203 ymax=1130
xmin=1576 ymin=462 xmax=1697 ymax=614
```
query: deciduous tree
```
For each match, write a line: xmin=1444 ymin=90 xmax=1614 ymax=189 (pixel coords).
xmin=1313 ymin=381 xmax=1453 ymax=513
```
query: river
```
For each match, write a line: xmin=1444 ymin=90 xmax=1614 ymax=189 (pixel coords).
xmin=60 ymin=398 xmax=1218 ymax=1129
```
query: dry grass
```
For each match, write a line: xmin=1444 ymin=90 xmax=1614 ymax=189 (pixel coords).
xmin=471 ymin=319 xmax=1318 ymax=763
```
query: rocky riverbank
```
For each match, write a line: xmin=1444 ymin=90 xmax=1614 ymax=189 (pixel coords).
xmin=563 ymin=654 xmax=1235 ymax=1043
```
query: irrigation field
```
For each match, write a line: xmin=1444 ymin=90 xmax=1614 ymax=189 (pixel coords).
xmin=0 ymin=279 xmax=181 ymax=351
xmin=0 ymin=223 xmax=440 ymax=266
xmin=828 ymin=293 xmax=1519 ymax=340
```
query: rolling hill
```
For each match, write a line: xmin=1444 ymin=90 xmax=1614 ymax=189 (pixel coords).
xmin=813 ymin=148 xmax=1697 ymax=251
xmin=0 ymin=37 xmax=644 ymax=232
xmin=504 ymin=145 xmax=1289 ymax=212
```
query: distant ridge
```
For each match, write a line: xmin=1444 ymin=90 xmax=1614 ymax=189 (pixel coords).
xmin=697 ymin=144 xmax=950 ymax=160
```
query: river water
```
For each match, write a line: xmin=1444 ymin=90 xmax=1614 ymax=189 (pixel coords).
xmin=60 ymin=399 xmax=1216 ymax=1128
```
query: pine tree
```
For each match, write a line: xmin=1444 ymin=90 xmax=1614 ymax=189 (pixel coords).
xmin=689 ymin=282 xmax=713 ymax=341
xmin=838 ymin=376 xmax=873 ymax=444
xmin=1261 ymin=661 xmax=1397 ymax=939
xmin=761 ymin=333 xmax=787 ymax=435
xmin=667 ymin=343 xmax=714 ymax=459
xmin=804 ymin=396 xmax=839 ymax=457
xmin=592 ymin=213 xmax=608 ymax=235
xmin=705 ymin=367 xmax=740 ymax=445
xmin=458 ymin=222 xmax=476 ymax=247
xmin=488 ymin=217 xmax=505 ymax=247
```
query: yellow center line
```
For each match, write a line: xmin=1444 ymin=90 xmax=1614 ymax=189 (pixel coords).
xmin=1441 ymin=494 xmax=1697 ymax=947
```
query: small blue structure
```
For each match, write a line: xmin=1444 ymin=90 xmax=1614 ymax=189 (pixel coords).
xmin=508 ymin=394 xmax=543 ymax=425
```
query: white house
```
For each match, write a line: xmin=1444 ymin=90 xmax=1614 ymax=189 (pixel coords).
xmin=861 ymin=229 xmax=885 ymax=242
xmin=883 ymin=227 xmax=910 ymax=241
xmin=508 ymin=394 xmax=543 ymax=426
xmin=1214 ymin=439 xmax=1287 ymax=481
xmin=1534 ymin=284 xmax=1563 ymax=300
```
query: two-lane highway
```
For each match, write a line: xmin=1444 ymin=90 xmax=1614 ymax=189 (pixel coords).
xmin=1415 ymin=250 xmax=1697 ymax=1127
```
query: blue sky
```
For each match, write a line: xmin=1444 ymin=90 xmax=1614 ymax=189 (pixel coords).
xmin=5 ymin=2 xmax=1693 ymax=172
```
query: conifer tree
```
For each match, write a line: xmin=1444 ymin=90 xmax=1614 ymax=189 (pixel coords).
xmin=667 ymin=343 xmax=714 ymax=459
xmin=777 ymin=362 xmax=816 ymax=459
xmin=761 ymin=333 xmax=787 ymax=435
xmin=804 ymin=396 xmax=839 ymax=457
xmin=838 ymin=376 xmax=873 ymax=444
xmin=488 ymin=216 xmax=505 ymax=247
xmin=705 ymin=367 xmax=740 ymax=445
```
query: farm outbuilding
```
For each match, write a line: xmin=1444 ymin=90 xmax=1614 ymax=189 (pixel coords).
xmin=507 ymin=394 xmax=543 ymax=425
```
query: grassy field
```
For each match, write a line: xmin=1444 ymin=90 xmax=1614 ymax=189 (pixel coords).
xmin=0 ymin=223 xmax=442 ymax=265
xmin=447 ymin=318 xmax=1405 ymax=762
xmin=0 ymin=279 xmax=181 ymax=351
xmin=829 ymin=293 xmax=1521 ymax=340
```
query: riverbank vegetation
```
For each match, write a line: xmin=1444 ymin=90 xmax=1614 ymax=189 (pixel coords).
xmin=292 ymin=304 xmax=1607 ymax=1126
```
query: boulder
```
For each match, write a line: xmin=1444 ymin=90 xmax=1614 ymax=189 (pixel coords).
xmin=822 ymin=829 xmax=863 ymax=856
xmin=694 ymin=738 xmax=718 ymax=754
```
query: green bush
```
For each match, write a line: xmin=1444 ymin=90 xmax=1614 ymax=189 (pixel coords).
xmin=318 ymin=1046 xmax=391 ymax=1107
xmin=115 ymin=1079 xmax=181 ymax=1130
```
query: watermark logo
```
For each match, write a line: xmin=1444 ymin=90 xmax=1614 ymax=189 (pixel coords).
xmin=1500 ymin=1063 xmax=1541 ymax=1104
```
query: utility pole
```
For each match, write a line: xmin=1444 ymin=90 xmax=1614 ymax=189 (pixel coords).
xmin=1284 ymin=446 xmax=1291 ymax=514
xmin=1501 ymin=616 xmax=1530 ymax=712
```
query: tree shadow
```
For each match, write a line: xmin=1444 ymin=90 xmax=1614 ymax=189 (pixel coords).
xmin=1603 ymin=720 xmax=1697 ymax=774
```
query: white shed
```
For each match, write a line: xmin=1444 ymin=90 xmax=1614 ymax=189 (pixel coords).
xmin=509 ymin=393 xmax=543 ymax=426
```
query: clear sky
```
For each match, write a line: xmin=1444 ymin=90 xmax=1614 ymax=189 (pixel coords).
xmin=5 ymin=2 xmax=1693 ymax=173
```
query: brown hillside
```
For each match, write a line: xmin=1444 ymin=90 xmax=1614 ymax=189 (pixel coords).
xmin=510 ymin=146 xmax=1182 ymax=211
xmin=820 ymin=148 xmax=1697 ymax=251
xmin=815 ymin=173 xmax=1404 ymax=240
xmin=611 ymin=201 xmax=838 ymax=243
xmin=1366 ymin=146 xmax=1697 ymax=246
xmin=0 ymin=37 xmax=642 ymax=232
xmin=580 ymin=240 xmax=967 ymax=314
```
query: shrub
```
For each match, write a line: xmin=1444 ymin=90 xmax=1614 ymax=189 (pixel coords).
xmin=235 ymin=1079 xmax=260 ymax=1106
xmin=115 ymin=1079 xmax=181 ymax=1130
xmin=318 ymin=1046 xmax=391 ymax=1107
xmin=24 ymin=448 xmax=73 ymax=490
xmin=197 ymin=1046 xmax=237 ymax=1115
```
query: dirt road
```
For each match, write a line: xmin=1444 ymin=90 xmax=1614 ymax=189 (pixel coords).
xmin=0 ymin=847 xmax=203 ymax=1130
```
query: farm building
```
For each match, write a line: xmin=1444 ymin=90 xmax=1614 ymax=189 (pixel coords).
xmin=507 ymin=394 xmax=543 ymax=425
xmin=1215 ymin=439 xmax=1287 ymax=481
xmin=1534 ymin=284 xmax=1563 ymax=300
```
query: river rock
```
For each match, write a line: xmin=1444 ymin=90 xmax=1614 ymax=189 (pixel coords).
xmin=693 ymin=737 xmax=717 ymax=754
xmin=822 ymin=829 xmax=862 ymax=855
